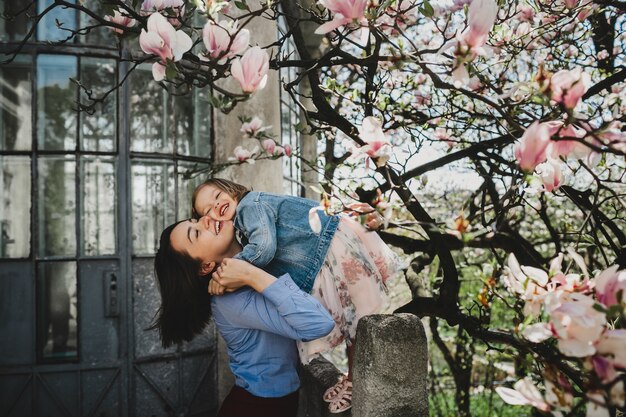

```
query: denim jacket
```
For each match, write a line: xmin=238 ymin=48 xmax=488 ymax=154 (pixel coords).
xmin=232 ymin=191 xmax=340 ymax=293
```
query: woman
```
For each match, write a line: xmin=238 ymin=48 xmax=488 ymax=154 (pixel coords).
xmin=153 ymin=220 xmax=335 ymax=417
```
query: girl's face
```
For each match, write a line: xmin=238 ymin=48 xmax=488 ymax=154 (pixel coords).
xmin=170 ymin=216 xmax=240 ymax=275
xmin=194 ymin=184 xmax=237 ymax=221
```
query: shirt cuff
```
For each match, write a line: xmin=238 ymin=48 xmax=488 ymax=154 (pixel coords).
xmin=262 ymin=273 xmax=299 ymax=305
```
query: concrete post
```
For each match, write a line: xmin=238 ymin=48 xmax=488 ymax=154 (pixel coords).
xmin=212 ymin=2 xmax=283 ymax=194
xmin=211 ymin=2 xmax=283 ymax=406
xmin=352 ymin=314 xmax=429 ymax=417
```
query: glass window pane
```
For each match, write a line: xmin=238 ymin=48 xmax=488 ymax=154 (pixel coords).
xmin=37 ymin=55 xmax=77 ymax=151
xmin=82 ymin=157 xmax=117 ymax=256
xmin=177 ymin=163 xmax=209 ymax=220
xmin=132 ymin=161 xmax=175 ymax=255
xmin=38 ymin=261 xmax=78 ymax=361
xmin=78 ymin=0 xmax=116 ymax=46
xmin=80 ymin=58 xmax=117 ymax=152
xmin=130 ymin=66 xmax=169 ymax=154
xmin=0 ymin=0 xmax=35 ymax=41
xmin=37 ymin=0 xmax=77 ymax=42
xmin=38 ymin=156 xmax=76 ymax=257
xmin=174 ymin=88 xmax=211 ymax=158
xmin=0 ymin=54 xmax=33 ymax=151
xmin=0 ymin=156 xmax=31 ymax=258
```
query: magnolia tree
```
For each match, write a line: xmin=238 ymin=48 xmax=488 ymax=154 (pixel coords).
xmin=4 ymin=0 xmax=626 ymax=415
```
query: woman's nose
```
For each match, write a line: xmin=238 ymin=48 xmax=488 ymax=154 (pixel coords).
xmin=199 ymin=215 xmax=211 ymax=229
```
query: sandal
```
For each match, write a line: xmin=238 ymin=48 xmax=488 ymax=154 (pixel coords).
xmin=323 ymin=374 xmax=349 ymax=402
xmin=328 ymin=380 xmax=352 ymax=414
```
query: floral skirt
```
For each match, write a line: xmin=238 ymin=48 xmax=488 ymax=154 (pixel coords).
xmin=297 ymin=217 xmax=400 ymax=364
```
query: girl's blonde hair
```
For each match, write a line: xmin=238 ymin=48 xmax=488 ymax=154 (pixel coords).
xmin=191 ymin=178 xmax=250 ymax=219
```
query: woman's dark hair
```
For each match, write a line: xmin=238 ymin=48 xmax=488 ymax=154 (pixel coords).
xmin=191 ymin=178 xmax=250 ymax=219
xmin=149 ymin=220 xmax=212 ymax=348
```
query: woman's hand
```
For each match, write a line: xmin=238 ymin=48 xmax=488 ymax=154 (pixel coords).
xmin=212 ymin=258 xmax=277 ymax=293
xmin=207 ymin=279 xmax=228 ymax=296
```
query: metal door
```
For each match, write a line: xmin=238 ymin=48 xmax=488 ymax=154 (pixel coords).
xmin=0 ymin=2 xmax=217 ymax=415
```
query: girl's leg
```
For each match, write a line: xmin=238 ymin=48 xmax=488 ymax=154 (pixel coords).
xmin=346 ymin=339 xmax=355 ymax=380
xmin=327 ymin=339 xmax=355 ymax=413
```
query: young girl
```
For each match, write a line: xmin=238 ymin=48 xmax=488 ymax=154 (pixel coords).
xmin=186 ymin=178 xmax=400 ymax=413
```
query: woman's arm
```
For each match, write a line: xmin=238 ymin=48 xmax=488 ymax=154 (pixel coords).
xmin=211 ymin=257 xmax=276 ymax=292
xmin=211 ymin=259 xmax=335 ymax=342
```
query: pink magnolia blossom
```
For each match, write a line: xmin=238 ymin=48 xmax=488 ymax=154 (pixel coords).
xmin=105 ymin=10 xmax=137 ymax=34
xmin=594 ymin=265 xmax=626 ymax=307
xmin=142 ymin=0 xmax=185 ymax=26
xmin=596 ymin=121 xmax=626 ymax=152
xmin=535 ymin=158 xmax=563 ymax=192
xmin=515 ymin=121 xmax=551 ymax=172
xmin=261 ymin=139 xmax=277 ymax=155
xmin=591 ymin=355 xmax=618 ymax=384
xmin=139 ymin=12 xmax=192 ymax=81
xmin=550 ymin=271 xmax=591 ymax=293
xmin=586 ymin=392 xmax=610 ymax=417
xmin=522 ymin=323 xmax=553 ymax=343
xmin=231 ymin=145 xmax=257 ymax=163
xmin=515 ymin=22 xmax=531 ymax=38
xmin=230 ymin=46 xmax=270 ymax=93
xmin=545 ymin=121 xmax=588 ymax=159
xmin=273 ymin=146 xmax=285 ymax=156
xmin=577 ymin=4 xmax=597 ymax=21
xmin=610 ymin=380 xmax=625 ymax=409
xmin=283 ymin=144 xmax=293 ymax=157
xmin=434 ymin=127 xmax=454 ymax=148
xmin=458 ymin=0 xmax=499 ymax=50
xmin=201 ymin=20 xmax=249 ymax=61
xmin=545 ymin=377 xmax=574 ymax=411
xmin=152 ymin=63 xmax=167 ymax=81
xmin=314 ymin=0 xmax=369 ymax=42
xmin=550 ymin=68 xmax=591 ymax=110
xmin=550 ymin=293 xmax=606 ymax=357
xmin=240 ymin=116 xmax=266 ymax=138
xmin=563 ymin=0 xmax=581 ymax=8
xmin=517 ymin=4 xmax=535 ymax=22
xmin=451 ymin=63 xmax=470 ymax=86
xmin=357 ymin=116 xmax=393 ymax=166
xmin=495 ymin=378 xmax=550 ymax=412
xmin=308 ymin=194 xmax=332 ymax=234
xmin=502 ymin=253 xmax=549 ymax=317
xmin=309 ymin=207 xmax=323 ymax=234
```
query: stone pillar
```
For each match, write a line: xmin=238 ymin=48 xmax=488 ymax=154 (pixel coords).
xmin=212 ymin=2 xmax=283 ymax=194
xmin=352 ymin=314 xmax=429 ymax=417
xmin=211 ymin=2 xmax=283 ymax=406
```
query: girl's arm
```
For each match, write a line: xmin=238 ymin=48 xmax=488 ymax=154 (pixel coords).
xmin=233 ymin=200 xmax=278 ymax=267
xmin=211 ymin=259 xmax=335 ymax=342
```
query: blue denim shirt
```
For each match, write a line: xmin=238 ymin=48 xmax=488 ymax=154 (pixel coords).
xmin=211 ymin=274 xmax=335 ymax=397
xmin=232 ymin=191 xmax=340 ymax=293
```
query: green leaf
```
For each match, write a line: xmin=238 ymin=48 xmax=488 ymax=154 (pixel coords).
xmin=165 ymin=62 xmax=177 ymax=80
xmin=208 ymin=94 xmax=221 ymax=107
xmin=420 ymin=1 xmax=434 ymax=18
xmin=593 ymin=303 xmax=608 ymax=313
xmin=234 ymin=0 xmax=249 ymax=10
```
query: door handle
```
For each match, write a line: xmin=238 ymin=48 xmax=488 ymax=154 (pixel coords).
xmin=104 ymin=271 xmax=119 ymax=318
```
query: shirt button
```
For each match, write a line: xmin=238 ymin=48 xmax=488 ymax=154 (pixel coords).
xmin=289 ymin=285 xmax=295 ymax=290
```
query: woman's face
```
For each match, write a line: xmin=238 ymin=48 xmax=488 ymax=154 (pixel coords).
xmin=170 ymin=216 xmax=239 ymax=274
xmin=194 ymin=184 xmax=237 ymax=221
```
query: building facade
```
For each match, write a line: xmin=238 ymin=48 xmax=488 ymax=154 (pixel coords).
xmin=0 ymin=1 xmax=299 ymax=415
